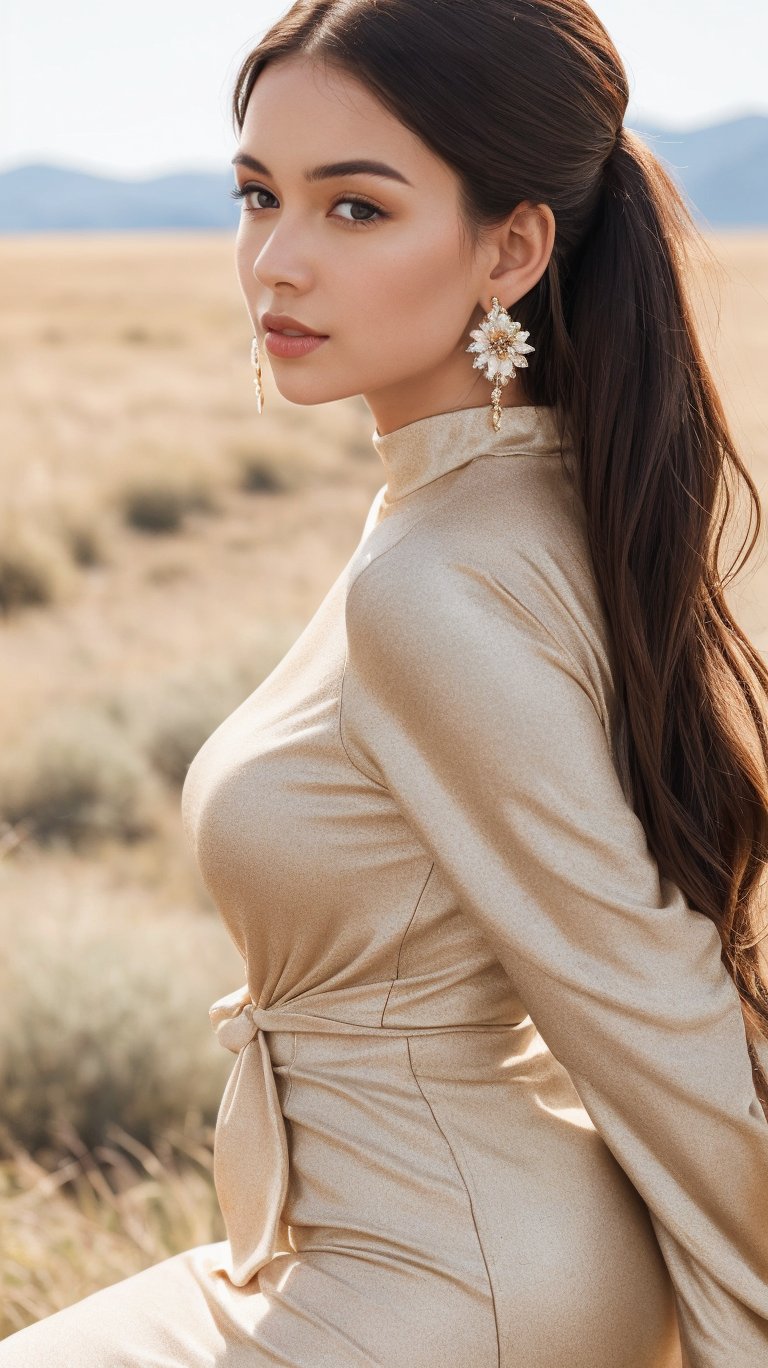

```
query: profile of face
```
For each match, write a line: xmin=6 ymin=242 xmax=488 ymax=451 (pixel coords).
xmin=233 ymin=54 xmax=555 ymax=435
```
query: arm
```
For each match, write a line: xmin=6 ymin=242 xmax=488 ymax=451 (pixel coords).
xmin=342 ymin=547 xmax=768 ymax=1368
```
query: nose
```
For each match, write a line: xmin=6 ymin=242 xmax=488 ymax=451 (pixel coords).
xmin=245 ymin=218 xmax=313 ymax=294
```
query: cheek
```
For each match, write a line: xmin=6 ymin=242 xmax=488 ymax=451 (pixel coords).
xmin=345 ymin=226 xmax=468 ymax=351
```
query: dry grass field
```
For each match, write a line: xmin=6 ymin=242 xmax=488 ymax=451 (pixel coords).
xmin=0 ymin=227 xmax=766 ymax=1334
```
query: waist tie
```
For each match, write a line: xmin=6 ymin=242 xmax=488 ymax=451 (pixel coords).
xmin=208 ymin=982 xmax=520 ymax=1287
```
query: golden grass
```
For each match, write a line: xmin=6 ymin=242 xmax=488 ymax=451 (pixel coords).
xmin=0 ymin=1121 xmax=224 ymax=1337
xmin=0 ymin=227 xmax=766 ymax=1332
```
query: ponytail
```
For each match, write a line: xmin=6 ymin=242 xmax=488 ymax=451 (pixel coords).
xmin=557 ymin=126 xmax=768 ymax=1113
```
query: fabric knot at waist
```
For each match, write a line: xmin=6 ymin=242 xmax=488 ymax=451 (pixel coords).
xmin=207 ymin=981 xmax=523 ymax=1288
xmin=212 ymin=995 xmax=282 ymax=1054
xmin=207 ymin=983 xmax=302 ymax=1288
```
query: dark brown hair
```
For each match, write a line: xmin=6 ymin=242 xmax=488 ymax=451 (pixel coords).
xmin=231 ymin=0 xmax=768 ymax=1112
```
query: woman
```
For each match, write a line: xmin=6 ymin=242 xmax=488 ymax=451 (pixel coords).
xmin=3 ymin=1 xmax=768 ymax=1364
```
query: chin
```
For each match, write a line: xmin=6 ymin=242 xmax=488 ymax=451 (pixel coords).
xmin=272 ymin=376 xmax=363 ymax=408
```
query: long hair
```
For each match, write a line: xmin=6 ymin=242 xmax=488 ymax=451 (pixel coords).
xmin=230 ymin=0 xmax=768 ymax=1113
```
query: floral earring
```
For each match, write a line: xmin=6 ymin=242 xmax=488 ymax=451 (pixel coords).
xmin=466 ymin=297 xmax=534 ymax=431
xmin=251 ymin=335 xmax=264 ymax=414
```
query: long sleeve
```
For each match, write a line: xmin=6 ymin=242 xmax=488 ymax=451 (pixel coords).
xmin=340 ymin=540 xmax=768 ymax=1368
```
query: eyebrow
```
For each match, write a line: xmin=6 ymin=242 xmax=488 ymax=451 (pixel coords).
xmin=230 ymin=152 xmax=413 ymax=187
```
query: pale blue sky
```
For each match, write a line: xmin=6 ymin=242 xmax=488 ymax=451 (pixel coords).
xmin=2 ymin=0 xmax=765 ymax=178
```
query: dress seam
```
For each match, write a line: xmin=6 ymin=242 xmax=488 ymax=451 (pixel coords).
xmin=405 ymin=1039 xmax=501 ymax=1368
xmin=380 ymin=862 xmax=436 ymax=1027
xmin=443 ymin=1125 xmax=506 ymax=1359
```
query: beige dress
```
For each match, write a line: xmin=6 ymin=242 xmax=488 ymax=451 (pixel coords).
xmin=3 ymin=403 xmax=768 ymax=1367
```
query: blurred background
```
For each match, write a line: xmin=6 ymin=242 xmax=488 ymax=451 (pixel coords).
xmin=1 ymin=0 xmax=767 ymax=1335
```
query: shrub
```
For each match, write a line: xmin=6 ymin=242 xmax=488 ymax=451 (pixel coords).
xmin=120 ymin=324 xmax=152 ymax=344
xmin=120 ymin=485 xmax=203 ymax=533
xmin=58 ymin=511 xmax=106 ymax=567
xmin=0 ymin=891 xmax=236 ymax=1159
xmin=226 ymin=435 xmax=306 ymax=495
xmin=0 ymin=706 xmax=162 ymax=848
xmin=116 ymin=472 xmax=218 ymax=534
xmin=65 ymin=522 xmax=105 ymax=567
xmin=47 ymin=488 xmax=108 ymax=568
xmin=238 ymin=455 xmax=290 ymax=494
xmin=0 ymin=525 xmax=74 ymax=615
xmin=121 ymin=484 xmax=185 ymax=532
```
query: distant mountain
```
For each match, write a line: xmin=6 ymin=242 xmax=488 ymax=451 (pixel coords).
xmin=0 ymin=114 xmax=766 ymax=232
xmin=628 ymin=114 xmax=768 ymax=227
xmin=0 ymin=163 xmax=240 ymax=232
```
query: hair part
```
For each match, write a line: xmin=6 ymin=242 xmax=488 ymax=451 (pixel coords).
xmin=231 ymin=0 xmax=768 ymax=1113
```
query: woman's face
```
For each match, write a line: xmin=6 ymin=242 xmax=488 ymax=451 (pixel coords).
xmin=234 ymin=54 xmax=546 ymax=435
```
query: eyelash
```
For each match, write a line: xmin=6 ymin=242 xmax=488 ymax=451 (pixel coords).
xmin=229 ymin=183 xmax=389 ymax=229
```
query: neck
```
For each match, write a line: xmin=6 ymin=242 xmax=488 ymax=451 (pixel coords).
xmin=370 ymin=402 xmax=573 ymax=503
xmin=364 ymin=376 xmax=533 ymax=440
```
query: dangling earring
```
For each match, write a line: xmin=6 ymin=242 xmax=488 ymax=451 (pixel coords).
xmin=250 ymin=335 xmax=264 ymax=413
xmin=466 ymin=297 xmax=534 ymax=432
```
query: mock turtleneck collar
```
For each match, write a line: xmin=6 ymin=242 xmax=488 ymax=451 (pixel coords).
xmin=371 ymin=403 xmax=573 ymax=502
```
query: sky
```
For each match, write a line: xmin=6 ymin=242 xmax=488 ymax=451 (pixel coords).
xmin=2 ymin=0 xmax=766 ymax=179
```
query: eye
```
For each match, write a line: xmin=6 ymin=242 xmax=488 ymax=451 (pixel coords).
xmin=331 ymin=195 xmax=385 ymax=226
xmin=230 ymin=184 xmax=277 ymax=213
xmin=229 ymin=183 xmax=389 ymax=229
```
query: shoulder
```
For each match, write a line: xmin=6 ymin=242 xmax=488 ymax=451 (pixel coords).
xmin=346 ymin=457 xmax=615 ymax=726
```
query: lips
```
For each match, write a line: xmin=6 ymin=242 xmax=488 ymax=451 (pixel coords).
xmin=264 ymin=331 xmax=329 ymax=358
xmin=260 ymin=312 xmax=328 ymax=337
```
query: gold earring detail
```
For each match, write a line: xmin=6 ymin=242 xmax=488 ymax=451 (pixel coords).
xmin=251 ymin=335 xmax=264 ymax=413
xmin=466 ymin=297 xmax=534 ymax=431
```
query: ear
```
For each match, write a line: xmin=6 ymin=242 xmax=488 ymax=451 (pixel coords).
xmin=482 ymin=201 xmax=556 ymax=309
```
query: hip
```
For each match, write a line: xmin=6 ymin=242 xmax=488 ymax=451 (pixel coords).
xmin=265 ymin=1022 xmax=682 ymax=1367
